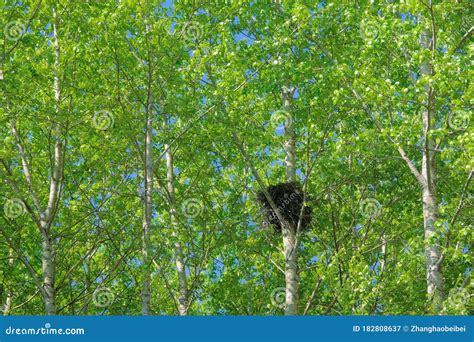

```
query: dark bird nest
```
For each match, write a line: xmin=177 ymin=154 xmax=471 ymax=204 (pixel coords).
xmin=257 ymin=182 xmax=312 ymax=233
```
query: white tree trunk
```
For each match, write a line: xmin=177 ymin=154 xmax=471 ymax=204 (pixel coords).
xmin=36 ymin=7 xmax=64 ymax=315
xmin=2 ymin=249 xmax=14 ymax=315
xmin=422 ymin=187 xmax=443 ymax=309
xmin=2 ymin=294 xmax=12 ymax=316
xmin=282 ymin=228 xmax=298 ymax=315
xmin=165 ymin=144 xmax=189 ymax=315
xmin=283 ymin=86 xmax=297 ymax=183
xmin=282 ymin=86 xmax=299 ymax=315
xmin=141 ymin=109 xmax=153 ymax=315
xmin=139 ymin=6 xmax=156 ymax=315
xmin=41 ymin=236 xmax=56 ymax=315
xmin=420 ymin=25 xmax=444 ymax=312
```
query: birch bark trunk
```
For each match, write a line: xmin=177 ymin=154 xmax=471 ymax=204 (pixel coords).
xmin=165 ymin=144 xmax=189 ymax=315
xmin=2 ymin=249 xmax=14 ymax=315
xmin=141 ymin=7 xmax=154 ymax=314
xmin=141 ymin=106 xmax=153 ymax=315
xmin=38 ymin=7 xmax=64 ymax=315
xmin=41 ymin=236 xmax=56 ymax=315
xmin=420 ymin=23 xmax=444 ymax=312
xmin=281 ymin=86 xmax=299 ymax=315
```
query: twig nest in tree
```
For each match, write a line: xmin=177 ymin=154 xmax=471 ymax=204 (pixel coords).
xmin=257 ymin=182 xmax=312 ymax=233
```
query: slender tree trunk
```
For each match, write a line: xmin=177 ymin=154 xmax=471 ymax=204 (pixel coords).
xmin=283 ymin=87 xmax=297 ymax=183
xmin=281 ymin=86 xmax=299 ymax=315
xmin=380 ymin=233 xmax=387 ymax=273
xmin=140 ymin=5 xmax=155 ymax=314
xmin=41 ymin=235 xmax=56 ymax=315
xmin=141 ymin=108 xmax=153 ymax=315
xmin=36 ymin=7 xmax=64 ymax=315
xmin=7 ymin=8 xmax=65 ymax=315
xmin=2 ymin=249 xmax=14 ymax=315
xmin=2 ymin=294 xmax=12 ymax=316
xmin=422 ymin=186 xmax=443 ymax=310
xmin=282 ymin=229 xmax=298 ymax=315
xmin=420 ymin=24 xmax=444 ymax=312
xmin=165 ymin=144 xmax=189 ymax=315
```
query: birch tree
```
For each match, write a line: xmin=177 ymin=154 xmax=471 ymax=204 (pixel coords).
xmin=2 ymin=6 xmax=65 ymax=315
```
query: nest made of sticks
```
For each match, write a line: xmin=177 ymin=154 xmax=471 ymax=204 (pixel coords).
xmin=257 ymin=182 xmax=312 ymax=233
